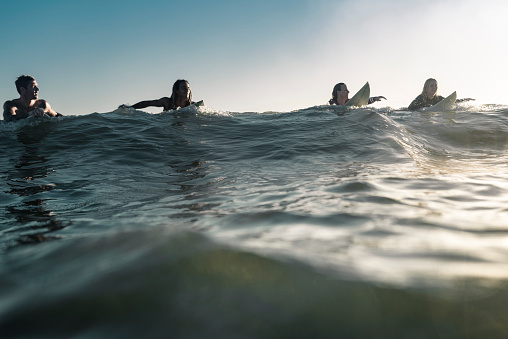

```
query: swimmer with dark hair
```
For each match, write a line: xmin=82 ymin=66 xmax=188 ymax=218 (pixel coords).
xmin=3 ymin=75 xmax=61 ymax=121
xmin=329 ymin=82 xmax=386 ymax=106
xmin=121 ymin=79 xmax=198 ymax=111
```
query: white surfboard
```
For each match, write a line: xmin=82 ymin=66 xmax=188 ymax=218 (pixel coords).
xmin=423 ymin=91 xmax=457 ymax=112
xmin=344 ymin=82 xmax=371 ymax=107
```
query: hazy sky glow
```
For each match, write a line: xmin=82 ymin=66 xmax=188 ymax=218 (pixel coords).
xmin=1 ymin=0 xmax=507 ymax=115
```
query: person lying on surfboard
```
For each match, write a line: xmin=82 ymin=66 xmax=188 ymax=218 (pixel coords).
xmin=328 ymin=83 xmax=386 ymax=106
xmin=120 ymin=79 xmax=201 ymax=111
xmin=408 ymin=78 xmax=474 ymax=110
xmin=3 ymin=75 xmax=62 ymax=122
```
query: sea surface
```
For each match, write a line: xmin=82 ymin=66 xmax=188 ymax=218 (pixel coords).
xmin=2 ymin=103 xmax=508 ymax=338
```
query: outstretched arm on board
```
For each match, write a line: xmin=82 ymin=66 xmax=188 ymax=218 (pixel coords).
xmin=456 ymin=98 xmax=475 ymax=103
xmin=368 ymin=96 xmax=387 ymax=104
xmin=120 ymin=97 xmax=170 ymax=110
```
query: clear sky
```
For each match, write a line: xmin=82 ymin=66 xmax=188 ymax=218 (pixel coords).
xmin=1 ymin=0 xmax=507 ymax=115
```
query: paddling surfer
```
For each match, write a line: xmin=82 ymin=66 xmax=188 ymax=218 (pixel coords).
xmin=329 ymin=83 xmax=386 ymax=106
xmin=3 ymin=75 xmax=61 ymax=122
xmin=120 ymin=79 xmax=197 ymax=111
xmin=408 ymin=78 xmax=474 ymax=110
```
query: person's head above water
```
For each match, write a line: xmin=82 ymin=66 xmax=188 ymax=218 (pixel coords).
xmin=15 ymin=75 xmax=38 ymax=98
xmin=331 ymin=83 xmax=349 ymax=105
xmin=171 ymin=79 xmax=192 ymax=102
xmin=421 ymin=78 xmax=438 ymax=100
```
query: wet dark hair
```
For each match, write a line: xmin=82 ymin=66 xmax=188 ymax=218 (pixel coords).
xmin=170 ymin=79 xmax=192 ymax=108
xmin=331 ymin=83 xmax=346 ymax=104
xmin=15 ymin=75 xmax=36 ymax=95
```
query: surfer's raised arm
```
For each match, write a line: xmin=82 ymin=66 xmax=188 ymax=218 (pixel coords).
xmin=120 ymin=79 xmax=196 ymax=112
xmin=3 ymin=75 xmax=61 ymax=122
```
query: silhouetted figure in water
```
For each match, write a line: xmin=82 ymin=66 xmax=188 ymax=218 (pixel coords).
xmin=329 ymin=82 xmax=386 ymax=106
xmin=3 ymin=75 xmax=62 ymax=121
xmin=121 ymin=79 xmax=199 ymax=111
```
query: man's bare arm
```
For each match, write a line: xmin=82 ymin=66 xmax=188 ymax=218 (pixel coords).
xmin=3 ymin=101 xmax=21 ymax=121
xmin=38 ymin=100 xmax=59 ymax=116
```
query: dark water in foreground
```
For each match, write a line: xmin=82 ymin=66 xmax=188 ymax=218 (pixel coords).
xmin=2 ymin=104 xmax=508 ymax=338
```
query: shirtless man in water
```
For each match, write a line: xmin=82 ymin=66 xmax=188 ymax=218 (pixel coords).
xmin=3 ymin=75 xmax=61 ymax=122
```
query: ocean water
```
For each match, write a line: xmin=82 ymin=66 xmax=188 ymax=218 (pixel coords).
xmin=2 ymin=103 xmax=508 ymax=338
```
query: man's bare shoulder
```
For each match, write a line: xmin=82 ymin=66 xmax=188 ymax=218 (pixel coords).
xmin=3 ymin=99 xmax=21 ymax=121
